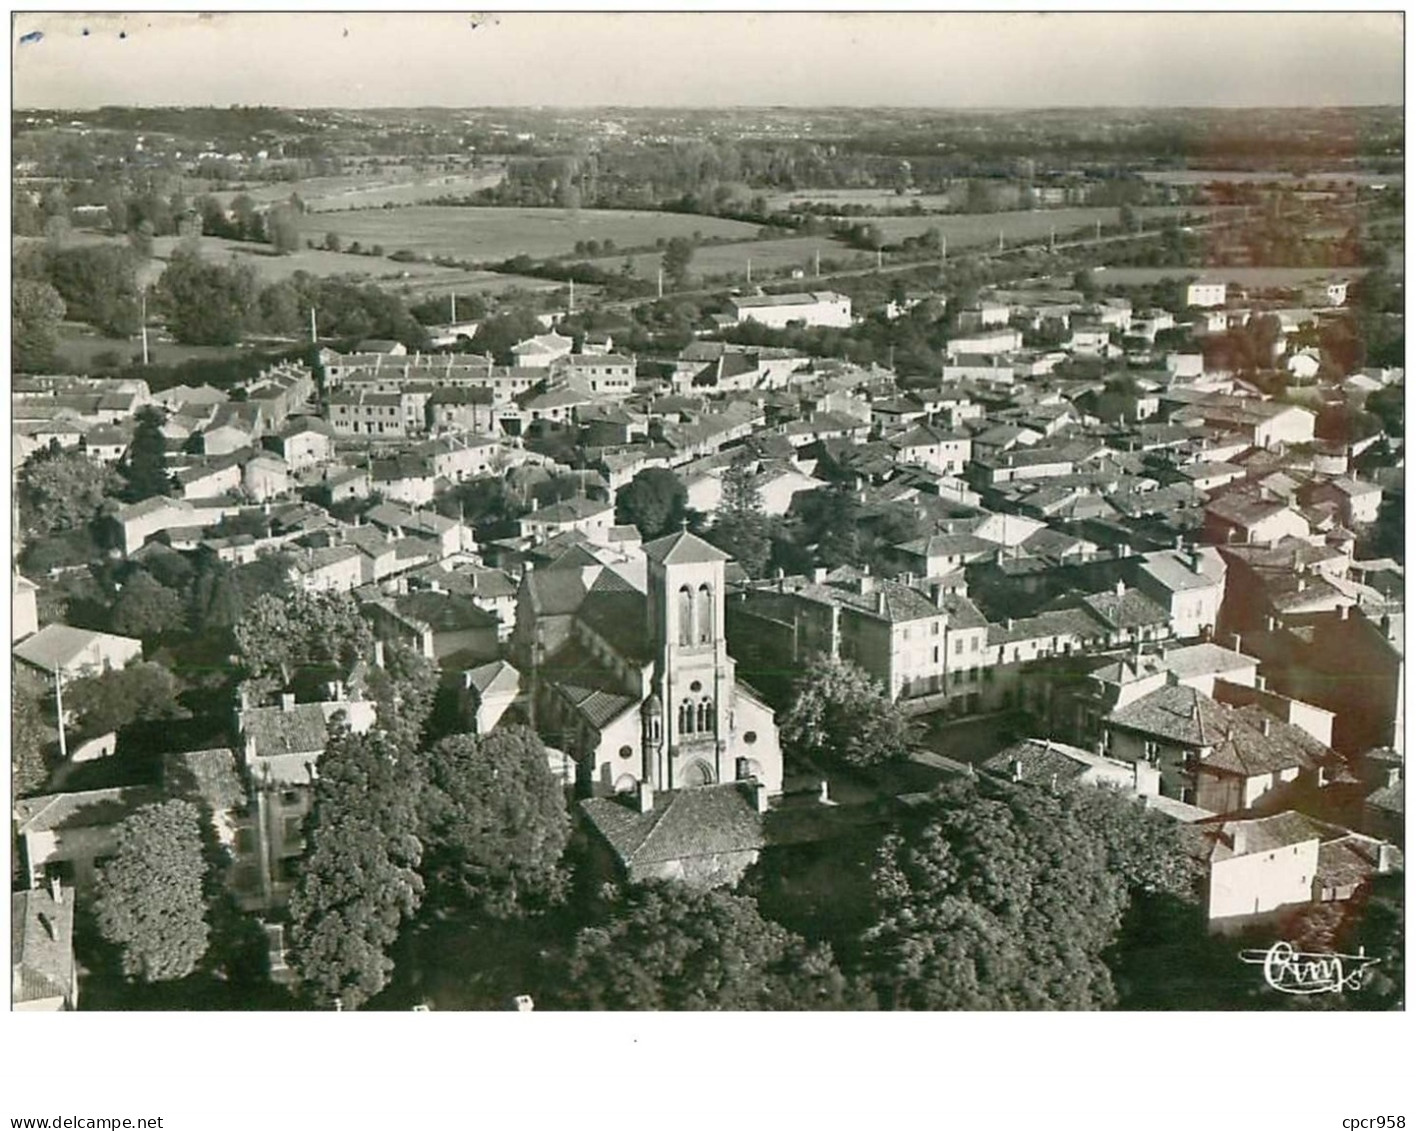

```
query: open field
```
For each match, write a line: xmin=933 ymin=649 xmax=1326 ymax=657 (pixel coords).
xmin=1088 ymin=265 xmax=1376 ymax=288
xmin=589 ymin=235 xmax=876 ymax=282
xmin=307 ymin=206 xmax=764 ymax=264
xmin=869 ymin=205 xmax=1236 ymax=245
xmin=52 ymin=322 xmax=254 ymax=369
xmin=761 ymin=188 xmax=961 ymax=212
xmin=209 ymin=163 xmax=508 ymax=212
xmin=1140 ymin=169 xmax=1402 ymax=187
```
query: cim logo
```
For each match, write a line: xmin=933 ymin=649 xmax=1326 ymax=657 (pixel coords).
xmin=1239 ymin=941 xmax=1381 ymax=995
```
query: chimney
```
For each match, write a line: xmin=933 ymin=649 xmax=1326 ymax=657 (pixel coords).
xmin=1387 ymin=765 xmax=1402 ymax=789
xmin=857 ymin=574 xmax=875 ymax=596
xmin=530 ymin=497 xmax=539 ymax=512
xmin=751 ymin=780 xmax=769 ymax=814
xmin=1296 ymin=577 xmax=1307 ymax=593
xmin=1377 ymin=842 xmax=1394 ymax=874
xmin=1012 ymin=758 xmax=1025 ymax=783
xmin=281 ymin=692 xmax=296 ymax=713
xmin=818 ymin=779 xmax=831 ymax=805
xmin=932 ymin=583 xmax=947 ymax=608
xmin=812 ymin=567 xmax=828 ymax=585
xmin=1230 ymin=633 xmax=1242 ymax=653
xmin=1260 ymin=717 xmax=1272 ymax=737
xmin=875 ymin=591 xmax=887 ymax=615
xmin=1255 ymin=674 xmax=1266 ymax=692
xmin=1230 ymin=824 xmax=1247 ymax=854
xmin=636 ymin=779 xmax=655 ymax=813
xmin=48 ymin=876 xmax=63 ymax=906
xmin=1339 ymin=604 xmax=1350 ymax=621
xmin=373 ymin=640 xmax=386 ymax=668
xmin=1006 ymin=617 xmax=1016 ymax=631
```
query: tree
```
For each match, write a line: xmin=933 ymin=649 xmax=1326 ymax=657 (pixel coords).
xmin=705 ymin=453 xmax=771 ymax=577
xmin=615 ymin=467 xmax=690 ymax=539
xmin=12 ymin=673 xmax=52 ymax=798
xmin=267 ymin=205 xmax=301 ymax=255
xmin=780 ymin=654 xmax=911 ymax=769
xmin=288 ymin=727 xmax=424 ymax=1010
xmin=110 ymin=570 xmax=187 ymax=639
xmin=119 ymin=406 xmax=173 ymax=503
xmin=233 ymin=589 xmax=373 ymax=697
xmin=661 ymin=236 xmax=695 ymax=290
xmin=323 ymin=231 xmax=342 ymax=253
xmin=556 ymin=884 xmax=859 ymax=1010
xmin=418 ymin=727 xmax=571 ymax=916
xmin=154 ymin=247 xmax=257 ymax=345
xmin=127 ymin=219 xmax=156 ymax=260
xmin=12 ymin=278 xmax=67 ymax=371
xmin=17 ymin=449 xmax=120 ymax=538
xmin=861 ymin=778 xmax=1187 ymax=1010
xmin=94 ymin=800 xmax=210 ymax=982
xmin=64 ymin=661 xmax=187 ymax=737
xmin=43 ymin=244 xmax=141 ymax=337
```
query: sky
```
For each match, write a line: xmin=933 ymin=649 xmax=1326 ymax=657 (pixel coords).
xmin=10 ymin=11 xmax=1405 ymax=110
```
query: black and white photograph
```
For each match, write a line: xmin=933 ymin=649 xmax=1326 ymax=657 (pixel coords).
xmin=4 ymin=7 xmax=1408 ymax=1128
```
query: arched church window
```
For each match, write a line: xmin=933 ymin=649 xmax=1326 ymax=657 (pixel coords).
xmin=696 ymin=698 xmax=713 ymax=732
xmin=677 ymin=585 xmax=694 ymax=646
xmin=679 ymin=700 xmax=694 ymax=734
xmin=696 ymin=584 xmax=713 ymax=644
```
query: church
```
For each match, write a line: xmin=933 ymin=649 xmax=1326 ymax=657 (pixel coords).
xmin=511 ymin=528 xmax=783 ymax=800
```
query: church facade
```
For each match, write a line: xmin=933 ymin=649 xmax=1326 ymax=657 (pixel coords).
xmin=512 ymin=530 xmax=783 ymax=799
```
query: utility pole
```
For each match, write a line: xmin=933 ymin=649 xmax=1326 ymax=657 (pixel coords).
xmin=140 ymin=289 xmax=149 ymax=366
xmin=450 ymin=292 xmax=457 ymax=323
xmin=657 ymin=268 xmax=663 ymax=300
xmin=746 ymin=257 xmax=751 ymax=285
xmin=309 ymin=306 xmax=318 ymax=344
xmin=54 ymin=669 xmax=67 ymax=761
xmin=940 ymin=234 xmax=947 ymax=265
xmin=814 ymin=248 xmax=820 ymax=277
xmin=998 ymin=230 xmax=1004 ymax=252
xmin=1095 ymin=219 xmax=1102 ymax=241
xmin=1049 ymin=227 xmax=1056 ymax=252
xmin=569 ymin=277 xmax=575 ymax=315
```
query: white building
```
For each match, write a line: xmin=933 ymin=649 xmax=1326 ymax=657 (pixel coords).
xmin=1186 ymin=280 xmax=1228 ymax=309
xmin=730 ymin=292 xmax=853 ymax=330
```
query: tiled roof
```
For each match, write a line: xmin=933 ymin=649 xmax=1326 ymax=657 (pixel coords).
xmin=464 ymin=659 xmax=521 ymax=699
xmin=12 ymin=624 xmax=141 ymax=674
xmin=980 ymin=738 xmax=1102 ymax=786
xmin=395 ymin=591 xmax=499 ymax=634
xmin=163 ymin=748 xmax=245 ymax=812
xmin=576 ymin=569 xmax=654 ymax=662
xmin=558 ymin=684 xmax=639 ymax=730
xmin=1316 ymin=835 xmax=1401 ymax=889
xmin=14 ymin=786 xmax=160 ymax=834
xmin=579 ymin=784 xmax=765 ymax=867
xmin=1206 ymin=810 xmax=1340 ymax=862
xmin=1081 ymin=588 xmax=1171 ymax=630
xmin=239 ymin=703 xmax=331 ymax=759
xmin=12 ymin=888 xmax=76 ymax=1007
xmin=642 ymin=529 xmax=731 ymax=566
xmin=1160 ymin=642 xmax=1257 ymax=680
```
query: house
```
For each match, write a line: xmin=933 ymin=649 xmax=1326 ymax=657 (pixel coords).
xmin=270 ymin=416 xmax=335 ymax=472
xmin=460 ymin=659 xmax=523 ymax=734
xmin=12 ymin=883 xmax=78 ymax=1011
xmin=14 ymin=574 xmax=40 ymax=642
xmin=553 ymin=353 xmax=637 ymax=396
xmin=1186 ymin=280 xmax=1227 ymax=308
xmin=1202 ymin=810 xmax=1400 ymax=932
xmin=81 ymin=423 xmax=131 ymax=464
xmin=13 ymin=624 xmax=143 ymax=679
xmin=1134 ymin=546 xmax=1226 ymax=639
xmin=175 ymin=458 xmax=242 ymax=501
xmin=518 ymin=496 xmax=615 ymax=545
xmin=288 ymin=544 xmax=364 ymax=594
xmin=14 ymin=786 xmax=161 ymax=891
xmin=729 ymin=567 xmax=991 ymax=706
xmin=512 ymin=332 xmax=574 ymax=368
xmin=1103 ymin=683 xmax=1339 ymax=814
xmin=729 ymin=291 xmax=852 ymax=329
xmin=1204 ymin=492 xmax=1312 ymax=546
xmin=243 ymin=453 xmax=290 ymax=502
xmin=579 ymin=780 xmax=768 ymax=888
xmin=366 ymin=590 xmax=501 ymax=664
xmin=1302 ymin=477 xmax=1382 ymax=526
xmin=890 ymin=423 xmax=973 ymax=476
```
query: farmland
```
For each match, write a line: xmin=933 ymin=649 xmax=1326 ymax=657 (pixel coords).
xmin=1139 ymin=169 xmax=1403 ymax=187
xmin=209 ymin=162 xmax=508 ymax=213
xmin=761 ymin=188 xmax=961 ymax=212
xmin=306 ymin=206 xmax=764 ymax=264
xmin=867 ymin=205 xmax=1234 ymax=245
xmin=589 ymin=235 xmax=876 ymax=284
xmin=1088 ymin=265 xmax=1376 ymax=289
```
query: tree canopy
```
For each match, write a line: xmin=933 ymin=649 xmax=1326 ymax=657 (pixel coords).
xmin=556 ymin=884 xmax=860 ymax=1010
xmin=154 ymin=246 xmax=258 ymax=346
xmin=780 ymin=654 xmax=911 ymax=769
xmin=860 ymin=778 xmax=1192 ymax=1010
xmin=119 ymin=407 xmax=174 ymax=503
xmin=233 ymin=589 xmax=373 ymax=700
xmin=110 ymin=569 xmax=188 ymax=639
xmin=615 ymin=467 xmax=690 ymax=539
xmin=95 ymin=799 xmax=210 ymax=982
xmin=418 ymin=726 xmax=571 ymax=916
xmin=17 ymin=448 xmax=121 ymax=539
xmin=287 ymin=727 xmax=424 ymax=1010
xmin=64 ymin=661 xmax=188 ymax=738
xmin=12 ymin=278 xmax=67 ymax=371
